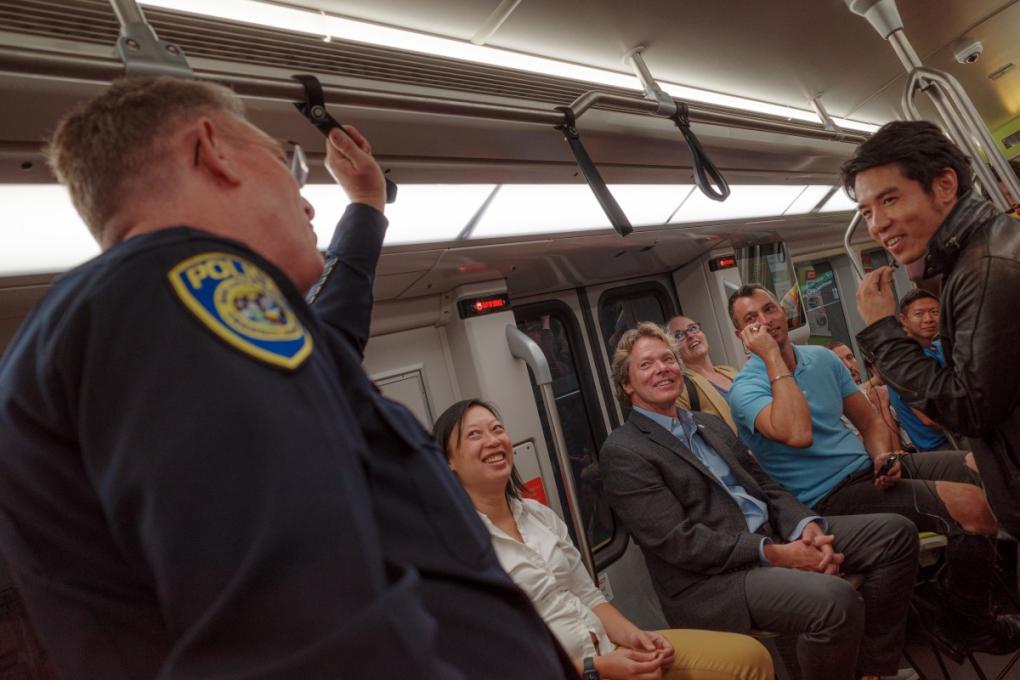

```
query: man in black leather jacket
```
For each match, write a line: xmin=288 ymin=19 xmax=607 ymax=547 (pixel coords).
xmin=843 ymin=120 xmax=1020 ymax=649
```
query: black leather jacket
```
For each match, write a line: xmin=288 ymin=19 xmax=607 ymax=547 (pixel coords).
xmin=857 ymin=193 xmax=1020 ymax=536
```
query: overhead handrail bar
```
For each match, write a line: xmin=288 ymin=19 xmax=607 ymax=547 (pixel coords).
xmin=0 ymin=46 xmax=868 ymax=144
xmin=108 ymin=0 xmax=192 ymax=78
xmin=505 ymin=324 xmax=597 ymax=583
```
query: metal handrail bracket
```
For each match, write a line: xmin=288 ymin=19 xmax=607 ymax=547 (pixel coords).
xmin=109 ymin=0 xmax=192 ymax=78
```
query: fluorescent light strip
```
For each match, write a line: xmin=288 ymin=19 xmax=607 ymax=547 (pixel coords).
xmin=139 ymin=0 xmax=881 ymax=130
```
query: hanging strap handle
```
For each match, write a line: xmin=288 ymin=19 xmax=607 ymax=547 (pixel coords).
xmin=556 ymin=107 xmax=632 ymax=237
xmin=671 ymin=103 xmax=730 ymax=202
xmin=292 ymin=74 xmax=398 ymax=205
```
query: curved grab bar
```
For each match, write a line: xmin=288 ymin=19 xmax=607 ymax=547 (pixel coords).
xmin=505 ymin=325 xmax=597 ymax=581
xmin=901 ymin=67 xmax=1020 ymax=214
xmin=844 ymin=211 xmax=866 ymax=280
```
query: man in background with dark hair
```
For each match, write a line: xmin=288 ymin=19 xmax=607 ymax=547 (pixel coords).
xmin=846 ymin=120 xmax=1020 ymax=546
xmin=886 ymin=290 xmax=949 ymax=452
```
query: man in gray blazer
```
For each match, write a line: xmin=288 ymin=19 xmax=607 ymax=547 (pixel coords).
xmin=600 ymin=321 xmax=918 ymax=680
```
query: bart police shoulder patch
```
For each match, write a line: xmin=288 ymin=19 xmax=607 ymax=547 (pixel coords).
xmin=168 ymin=252 xmax=313 ymax=370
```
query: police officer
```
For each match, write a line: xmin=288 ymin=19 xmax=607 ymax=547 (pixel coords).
xmin=0 ymin=77 xmax=572 ymax=679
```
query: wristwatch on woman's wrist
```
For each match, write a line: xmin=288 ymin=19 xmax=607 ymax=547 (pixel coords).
xmin=582 ymin=656 xmax=599 ymax=680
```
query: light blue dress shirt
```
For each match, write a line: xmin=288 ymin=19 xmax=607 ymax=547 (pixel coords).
xmin=633 ymin=405 xmax=822 ymax=564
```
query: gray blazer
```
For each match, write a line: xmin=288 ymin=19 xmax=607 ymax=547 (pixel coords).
xmin=600 ymin=410 xmax=816 ymax=632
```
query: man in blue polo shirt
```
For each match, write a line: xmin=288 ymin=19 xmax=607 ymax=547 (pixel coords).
xmin=886 ymin=290 xmax=949 ymax=451
xmin=726 ymin=283 xmax=1020 ymax=654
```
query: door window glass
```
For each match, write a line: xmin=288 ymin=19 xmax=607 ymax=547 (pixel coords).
xmin=796 ymin=260 xmax=854 ymax=349
xmin=516 ymin=308 xmax=614 ymax=552
xmin=734 ymin=242 xmax=806 ymax=329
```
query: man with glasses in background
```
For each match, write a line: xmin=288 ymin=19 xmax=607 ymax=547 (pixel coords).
xmin=667 ymin=315 xmax=740 ymax=433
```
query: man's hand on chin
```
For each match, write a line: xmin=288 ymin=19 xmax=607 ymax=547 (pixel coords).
xmin=856 ymin=266 xmax=898 ymax=326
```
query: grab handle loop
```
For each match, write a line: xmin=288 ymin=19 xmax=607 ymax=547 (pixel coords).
xmin=556 ymin=106 xmax=633 ymax=237
xmin=292 ymin=74 xmax=398 ymax=205
xmin=671 ymin=103 xmax=730 ymax=202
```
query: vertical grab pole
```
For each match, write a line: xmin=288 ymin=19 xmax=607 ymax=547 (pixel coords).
xmin=505 ymin=325 xmax=597 ymax=583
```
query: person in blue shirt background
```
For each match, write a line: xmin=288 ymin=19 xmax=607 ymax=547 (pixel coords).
xmin=885 ymin=290 xmax=949 ymax=451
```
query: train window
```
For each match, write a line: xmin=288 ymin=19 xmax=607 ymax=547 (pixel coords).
xmin=597 ymin=283 xmax=676 ymax=364
xmin=796 ymin=260 xmax=854 ymax=349
xmin=515 ymin=303 xmax=614 ymax=554
xmin=597 ymin=282 xmax=678 ymax=430
xmin=734 ymin=242 xmax=805 ymax=330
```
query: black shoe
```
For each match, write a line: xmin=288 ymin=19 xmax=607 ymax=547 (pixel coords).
xmin=954 ymin=613 xmax=1020 ymax=655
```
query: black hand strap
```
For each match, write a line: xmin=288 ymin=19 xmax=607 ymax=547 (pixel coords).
xmin=683 ymin=374 xmax=702 ymax=412
xmin=671 ymin=103 xmax=730 ymax=202
xmin=556 ymin=107 xmax=632 ymax=237
xmin=292 ymin=74 xmax=398 ymax=204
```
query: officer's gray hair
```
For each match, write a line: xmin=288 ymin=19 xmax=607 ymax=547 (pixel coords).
xmin=46 ymin=77 xmax=245 ymax=245
xmin=610 ymin=321 xmax=682 ymax=407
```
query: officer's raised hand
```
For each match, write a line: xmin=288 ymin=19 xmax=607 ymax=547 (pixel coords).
xmin=325 ymin=125 xmax=386 ymax=212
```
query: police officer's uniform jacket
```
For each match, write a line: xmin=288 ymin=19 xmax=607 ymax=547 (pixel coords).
xmin=0 ymin=204 xmax=573 ymax=679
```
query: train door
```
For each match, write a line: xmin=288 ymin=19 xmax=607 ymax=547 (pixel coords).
xmin=796 ymin=259 xmax=855 ymax=349
xmin=512 ymin=298 xmax=614 ymax=557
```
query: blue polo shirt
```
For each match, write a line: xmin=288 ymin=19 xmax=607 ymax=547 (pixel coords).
xmin=887 ymin=340 xmax=947 ymax=451
xmin=728 ymin=344 xmax=871 ymax=507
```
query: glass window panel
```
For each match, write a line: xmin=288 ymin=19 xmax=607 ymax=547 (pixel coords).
xmin=517 ymin=310 xmax=614 ymax=551
xmin=472 ymin=185 xmax=612 ymax=237
xmin=0 ymin=185 xmax=99 ymax=276
xmin=304 ymin=184 xmax=495 ymax=246
xmin=796 ymin=259 xmax=854 ymax=348
xmin=597 ymin=286 xmax=673 ymax=423
xmin=819 ymin=188 xmax=857 ymax=212
xmin=670 ymin=185 xmax=806 ymax=223
xmin=784 ymin=185 xmax=835 ymax=215
xmin=733 ymin=242 xmax=806 ymax=330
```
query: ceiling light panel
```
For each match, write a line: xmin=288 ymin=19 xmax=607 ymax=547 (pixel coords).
xmin=0 ymin=186 xmax=99 ymax=276
xmin=819 ymin=189 xmax=857 ymax=212
xmin=304 ymin=184 xmax=495 ymax=246
xmin=607 ymin=185 xmax=695 ymax=226
xmin=671 ymin=185 xmax=807 ymax=224
xmin=471 ymin=185 xmax=613 ymax=237
xmin=784 ymin=185 xmax=835 ymax=215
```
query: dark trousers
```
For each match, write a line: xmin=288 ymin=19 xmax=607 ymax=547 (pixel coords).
xmin=815 ymin=451 xmax=997 ymax=617
xmin=744 ymin=513 xmax=918 ymax=680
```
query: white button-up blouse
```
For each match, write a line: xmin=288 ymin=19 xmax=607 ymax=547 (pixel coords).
xmin=478 ymin=498 xmax=612 ymax=661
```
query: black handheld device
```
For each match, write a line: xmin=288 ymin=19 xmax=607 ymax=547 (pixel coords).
xmin=875 ymin=453 xmax=899 ymax=478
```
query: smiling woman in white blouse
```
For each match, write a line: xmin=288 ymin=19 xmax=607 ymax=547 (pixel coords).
xmin=433 ymin=399 xmax=773 ymax=680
